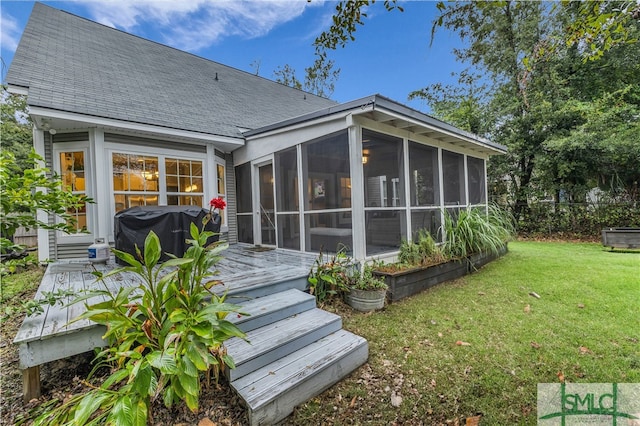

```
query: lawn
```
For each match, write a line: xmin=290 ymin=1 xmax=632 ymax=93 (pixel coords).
xmin=289 ymin=241 xmax=640 ymax=425
xmin=1 ymin=241 xmax=638 ymax=425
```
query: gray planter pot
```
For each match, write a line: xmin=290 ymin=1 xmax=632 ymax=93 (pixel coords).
xmin=344 ymin=288 xmax=386 ymax=312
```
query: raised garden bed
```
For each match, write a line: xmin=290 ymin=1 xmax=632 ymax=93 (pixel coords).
xmin=601 ymin=228 xmax=640 ymax=249
xmin=374 ymin=246 xmax=508 ymax=303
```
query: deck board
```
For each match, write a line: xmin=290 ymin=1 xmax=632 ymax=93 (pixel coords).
xmin=13 ymin=245 xmax=318 ymax=368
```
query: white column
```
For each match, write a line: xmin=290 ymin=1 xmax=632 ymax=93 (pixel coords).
xmin=92 ymin=129 xmax=110 ymax=241
xmin=347 ymin=117 xmax=365 ymax=261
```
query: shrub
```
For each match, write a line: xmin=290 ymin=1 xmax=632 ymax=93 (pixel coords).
xmin=33 ymin=225 xmax=247 ymax=425
xmin=441 ymin=205 xmax=514 ymax=259
xmin=307 ymin=246 xmax=352 ymax=303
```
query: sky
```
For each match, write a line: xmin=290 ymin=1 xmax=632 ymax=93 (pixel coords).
xmin=0 ymin=0 xmax=467 ymax=113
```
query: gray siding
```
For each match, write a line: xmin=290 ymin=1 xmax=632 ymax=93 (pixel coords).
xmin=226 ymin=154 xmax=238 ymax=244
xmin=104 ymin=133 xmax=206 ymax=153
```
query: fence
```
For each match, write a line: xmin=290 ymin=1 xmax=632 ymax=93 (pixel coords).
xmin=13 ymin=227 xmax=38 ymax=248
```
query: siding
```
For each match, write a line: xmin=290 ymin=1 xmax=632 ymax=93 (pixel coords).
xmin=105 ymin=133 xmax=206 ymax=153
xmin=226 ymin=153 xmax=238 ymax=244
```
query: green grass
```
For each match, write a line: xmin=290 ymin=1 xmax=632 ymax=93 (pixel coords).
xmin=292 ymin=241 xmax=640 ymax=425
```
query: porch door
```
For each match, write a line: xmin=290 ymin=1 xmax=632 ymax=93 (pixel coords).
xmin=257 ymin=163 xmax=276 ymax=246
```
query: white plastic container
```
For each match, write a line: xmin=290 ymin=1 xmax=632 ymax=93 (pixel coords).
xmin=88 ymin=238 xmax=110 ymax=263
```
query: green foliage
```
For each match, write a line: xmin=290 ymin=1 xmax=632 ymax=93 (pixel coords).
xmin=562 ymin=0 xmax=640 ymax=61
xmin=33 ymin=226 xmax=247 ymax=425
xmin=0 ymin=150 xmax=93 ymax=254
xmin=441 ymin=206 xmax=514 ymax=259
xmin=313 ymin=0 xmax=403 ymax=54
xmin=307 ymin=247 xmax=353 ymax=303
xmin=274 ymin=56 xmax=340 ymax=98
xmin=0 ymin=86 xmax=32 ymax=172
xmin=273 ymin=64 xmax=302 ymax=90
xmin=398 ymin=229 xmax=444 ymax=268
xmin=517 ymin=201 xmax=640 ymax=239
xmin=344 ymin=264 xmax=387 ymax=291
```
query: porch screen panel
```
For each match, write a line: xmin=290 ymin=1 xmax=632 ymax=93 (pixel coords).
xmin=235 ymin=163 xmax=253 ymax=244
xmin=275 ymin=147 xmax=300 ymax=250
xmin=165 ymin=158 xmax=203 ymax=206
xmin=113 ymin=153 xmax=159 ymax=212
xmin=467 ymin=156 xmax=486 ymax=205
xmin=303 ymin=132 xmax=350 ymax=211
xmin=301 ymin=131 xmax=352 ymax=253
xmin=409 ymin=142 xmax=439 ymax=206
xmin=363 ymin=129 xmax=405 ymax=256
xmin=60 ymin=151 xmax=88 ymax=232
xmin=442 ymin=150 xmax=466 ymax=206
xmin=411 ymin=210 xmax=441 ymax=242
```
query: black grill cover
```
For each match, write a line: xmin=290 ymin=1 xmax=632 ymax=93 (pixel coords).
xmin=114 ymin=206 xmax=221 ymax=265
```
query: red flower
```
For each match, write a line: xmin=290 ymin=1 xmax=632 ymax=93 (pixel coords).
xmin=209 ymin=197 xmax=226 ymax=211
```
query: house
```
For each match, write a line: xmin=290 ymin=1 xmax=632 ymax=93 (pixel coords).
xmin=6 ymin=3 xmax=506 ymax=264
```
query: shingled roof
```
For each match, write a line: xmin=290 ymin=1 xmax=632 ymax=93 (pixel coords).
xmin=6 ymin=3 xmax=337 ymax=139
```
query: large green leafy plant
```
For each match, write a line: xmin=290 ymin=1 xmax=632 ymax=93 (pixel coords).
xmin=441 ymin=205 xmax=514 ymax=259
xmin=33 ymin=224 xmax=247 ymax=425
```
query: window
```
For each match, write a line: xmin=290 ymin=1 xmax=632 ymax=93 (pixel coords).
xmin=113 ymin=153 xmax=159 ymax=212
xmin=60 ymin=151 xmax=88 ymax=233
xmin=467 ymin=156 xmax=486 ymax=205
xmin=442 ymin=150 xmax=466 ymax=205
xmin=165 ymin=158 xmax=204 ymax=206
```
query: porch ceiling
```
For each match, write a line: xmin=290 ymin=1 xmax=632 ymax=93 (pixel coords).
xmin=358 ymin=108 xmax=503 ymax=156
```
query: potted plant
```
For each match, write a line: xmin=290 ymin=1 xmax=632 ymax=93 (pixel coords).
xmin=344 ymin=265 xmax=388 ymax=312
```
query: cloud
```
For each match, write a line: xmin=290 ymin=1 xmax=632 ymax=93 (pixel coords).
xmin=83 ymin=0 xmax=314 ymax=52
xmin=0 ymin=12 xmax=21 ymax=53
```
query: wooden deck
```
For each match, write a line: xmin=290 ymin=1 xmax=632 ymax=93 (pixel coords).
xmin=13 ymin=244 xmax=318 ymax=400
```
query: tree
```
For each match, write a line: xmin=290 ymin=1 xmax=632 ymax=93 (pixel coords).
xmin=1 ymin=86 xmax=32 ymax=171
xmin=274 ymin=64 xmax=302 ymax=89
xmin=273 ymin=56 xmax=341 ymax=98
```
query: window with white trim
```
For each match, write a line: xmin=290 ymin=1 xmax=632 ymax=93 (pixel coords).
xmin=112 ymin=152 xmax=206 ymax=213
xmin=113 ymin=153 xmax=160 ymax=212
xmin=60 ymin=150 xmax=89 ymax=233
xmin=165 ymin=158 xmax=204 ymax=206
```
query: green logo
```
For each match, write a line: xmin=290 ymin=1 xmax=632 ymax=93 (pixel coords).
xmin=538 ymin=383 xmax=640 ymax=425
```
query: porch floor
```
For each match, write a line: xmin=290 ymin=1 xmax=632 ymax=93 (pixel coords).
xmin=13 ymin=244 xmax=319 ymax=400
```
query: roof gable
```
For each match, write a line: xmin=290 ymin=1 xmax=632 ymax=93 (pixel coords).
xmin=6 ymin=3 xmax=337 ymax=139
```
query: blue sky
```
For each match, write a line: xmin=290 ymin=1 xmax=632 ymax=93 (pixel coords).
xmin=1 ymin=1 xmax=466 ymax=112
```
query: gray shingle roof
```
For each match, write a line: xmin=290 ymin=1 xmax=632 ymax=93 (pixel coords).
xmin=6 ymin=3 xmax=337 ymax=139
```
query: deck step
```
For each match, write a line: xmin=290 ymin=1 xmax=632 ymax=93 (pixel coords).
xmin=215 ymin=268 xmax=311 ymax=303
xmin=231 ymin=329 xmax=368 ymax=426
xmin=225 ymin=308 xmax=342 ymax=382
xmin=227 ymin=289 xmax=316 ymax=333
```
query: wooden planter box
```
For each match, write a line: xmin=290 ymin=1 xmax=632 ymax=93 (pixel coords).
xmin=374 ymin=260 xmax=467 ymax=303
xmin=374 ymin=245 xmax=508 ymax=303
xmin=467 ymin=245 xmax=509 ymax=272
xmin=601 ymin=228 xmax=640 ymax=249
